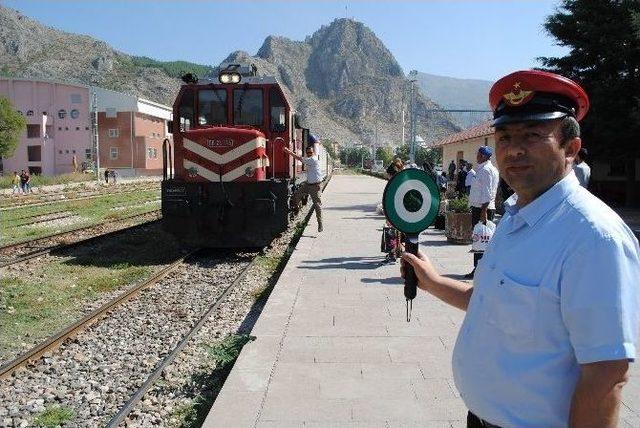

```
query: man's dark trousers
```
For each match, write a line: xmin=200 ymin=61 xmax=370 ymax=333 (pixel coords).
xmin=471 ymin=206 xmax=495 ymax=267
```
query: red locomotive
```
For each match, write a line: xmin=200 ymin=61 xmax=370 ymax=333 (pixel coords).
xmin=161 ymin=64 xmax=330 ymax=247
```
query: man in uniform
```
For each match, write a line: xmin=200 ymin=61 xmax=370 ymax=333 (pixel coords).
xmin=283 ymin=135 xmax=324 ymax=232
xmin=401 ymin=70 xmax=640 ymax=427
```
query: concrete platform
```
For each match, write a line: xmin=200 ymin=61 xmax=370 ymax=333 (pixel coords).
xmin=203 ymin=174 xmax=640 ymax=428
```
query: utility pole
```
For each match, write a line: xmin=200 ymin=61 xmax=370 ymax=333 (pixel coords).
xmin=91 ymin=88 xmax=100 ymax=180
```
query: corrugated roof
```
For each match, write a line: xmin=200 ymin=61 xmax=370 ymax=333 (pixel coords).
xmin=433 ymin=120 xmax=494 ymax=147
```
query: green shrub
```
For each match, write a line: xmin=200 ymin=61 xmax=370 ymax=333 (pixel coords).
xmin=448 ymin=195 xmax=471 ymax=213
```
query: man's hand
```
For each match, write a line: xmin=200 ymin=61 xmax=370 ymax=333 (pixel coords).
xmin=480 ymin=208 xmax=488 ymax=224
xmin=401 ymin=250 xmax=437 ymax=292
xmin=401 ymin=250 xmax=474 ymax=311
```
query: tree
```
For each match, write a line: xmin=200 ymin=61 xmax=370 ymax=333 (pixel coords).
xmin=0 ymin=97 xmax=26 ymax=158
xmin=539 ymin=0 xmax=640 ymax=205
xmin=321 ymin=140 xmax=338 ymax=159
xmin=339 ymin=147 xmax=371 ymax=167
xmin=375 ymin=146 xmax=394 ymax=166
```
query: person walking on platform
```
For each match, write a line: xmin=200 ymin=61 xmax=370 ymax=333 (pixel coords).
xmin=448 ymin=159 xmax=456 ymax=181
xmin=104 ymin=169 xmax=109 ymax=184
xmin=455 ymin=159 xmax=468 ymax=195
xmin=465 ymin=146 xmax=499 ymax=279
xmin=573 ymin=147 xmax=591 ymax=188
xmin=401 ymin=70 xmax=640 ymax=428
xmin=283 ymin=139 xmax=324 ymax=232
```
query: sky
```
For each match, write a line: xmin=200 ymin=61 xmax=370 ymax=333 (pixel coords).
xmin=4 ymin=0 xmax=568 ymax=82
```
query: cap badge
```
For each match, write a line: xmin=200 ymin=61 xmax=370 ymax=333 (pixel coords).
xmin=502 ymin=82 xmax=534 ymax=106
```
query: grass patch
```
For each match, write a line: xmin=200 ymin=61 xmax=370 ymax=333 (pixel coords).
xmin=170 ymin=334 xmax=255 ymax=428
xmin=0 ymin=173 xmax=96 ymax=190
xmin=0 ymin=189 xmax=160 ymax=245
xmin=34 ymin=405 xmax=75 ymax=427
xmin=0 ymin=261 xmax=151 ymax=361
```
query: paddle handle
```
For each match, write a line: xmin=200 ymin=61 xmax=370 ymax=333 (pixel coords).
xmin=404 ymin=235 xmax=419 ymax=301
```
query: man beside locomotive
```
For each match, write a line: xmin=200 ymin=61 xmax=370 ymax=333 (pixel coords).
xmin=401 ymin=70 xmax=640 ymax=427
xmin=283 ymin=139 xmax=324 ymax=232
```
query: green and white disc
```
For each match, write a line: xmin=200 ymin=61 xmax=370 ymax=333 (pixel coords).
xmin=382 ymin=169 xmax=440 ymax=234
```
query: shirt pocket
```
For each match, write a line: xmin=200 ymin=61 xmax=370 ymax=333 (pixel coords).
xmin=486 ymin=273 xmax=540 ymax=341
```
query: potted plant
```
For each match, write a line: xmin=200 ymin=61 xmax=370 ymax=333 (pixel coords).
xmin=445 ymin=194 xmax=473 ymax=244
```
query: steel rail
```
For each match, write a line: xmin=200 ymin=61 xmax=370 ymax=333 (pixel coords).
xmin=106 ymin=173 xmax=334 ymax=426
xmin=0 ymin=184 xmax=160 ymax=211
xmin=105 ymin=254 xmax=257 ymax=428
xmin=0 ymin=209 xmax=162 ymax=268
xmin=2 ymin=208 xmax=70 ymax=223
xmin=0 ymin=249 xmax=200 ymax=380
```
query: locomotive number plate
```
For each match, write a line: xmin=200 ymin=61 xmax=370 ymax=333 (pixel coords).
xmin=207 ymin=138 xmax=234 ymax=148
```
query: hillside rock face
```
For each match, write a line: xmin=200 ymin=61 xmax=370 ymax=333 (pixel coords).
xmin=0 ymin=8 xmax=458 ymax=144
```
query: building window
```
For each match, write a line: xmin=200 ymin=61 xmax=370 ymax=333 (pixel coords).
xmin=76 ymin=127 xmax=80 ymax=131
xmin=484 ymin=137 xmax=489 ymax=145
xmin=65 ymin=127 xmax=69 ymax=131
xmin=108 ymin=129 xmax=119 ymax=138
xmin=70 ymin=109 xmax=80 ymax=119
xmin=85 ymin=126 xmax=89 ymax=130
xmin=28 ymin=166 xmax=42 ymax=175
xmin=58 ymin=127 xmax=62 ymax=131
xmin=147 ymin=147 xmax=158 ymax=159
xmin=70 ymin=94 xmax=81 ymax=104
xmin=58 ymin=109 xmax=67 ymax=119
xmin=17 ymin=110 xmax=23 ymax=115
xmin=27 ymin=124 xmax=40 ymax=139
xmin=65 ymin=150 xmax=69 ymax=154
xmin=72 ymin=150 xmax=76 ymax=154
xmin=26 ymin=110 xmax=34 ymax=116
xmin=58 ymin=150 xmax=63 ymax=154
xmin=85 ymin=149 xmax=92 ymax=160
xmin=110 ymin=147 xmax=119 ymax=159
xmin=27 ymin=145 xmax=42 ymax=162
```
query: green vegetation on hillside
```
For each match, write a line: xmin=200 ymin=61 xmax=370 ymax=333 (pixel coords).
xmin=130 ymin=56 xmax=215 ymax=79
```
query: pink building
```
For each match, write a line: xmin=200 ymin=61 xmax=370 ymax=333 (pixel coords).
xmin=0 ymin=78 xmax=92 ymax=175
xmin=0 ymin=78 xmax=173 ymax=177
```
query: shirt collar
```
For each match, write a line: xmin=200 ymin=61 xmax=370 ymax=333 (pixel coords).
xmin=503 ymin=171 xmax=579 ymax=227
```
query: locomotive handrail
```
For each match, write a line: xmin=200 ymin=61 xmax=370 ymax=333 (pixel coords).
xmin=162 ymin=138 xmax=173 ymax=181
xmin=272 ymin=137 xmax=285 ymax=180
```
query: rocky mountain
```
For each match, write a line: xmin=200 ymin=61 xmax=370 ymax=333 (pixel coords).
xmin=413 ymin=72 xmax=493 ymax=128
xmin=0 ymin=6 xmax=458 ymax=144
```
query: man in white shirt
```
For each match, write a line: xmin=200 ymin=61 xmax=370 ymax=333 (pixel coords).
xmin=573 ymin=147 xmax=591 ymax=188
xmin=283 ymin=140 xmax=325 ymax=232
xmin=466 ymin=146 xmax=499 ymax=278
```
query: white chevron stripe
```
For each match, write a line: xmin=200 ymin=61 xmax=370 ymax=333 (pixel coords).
xmin=183 ymin=158 xmax=263 ymax=182
xmin=223 ymin=159 xmax=262 ymax=181
xmin=183 ymin=137 xmax=266 ymax=164
xmin=183 ymin=159 xmax=220 ymax=181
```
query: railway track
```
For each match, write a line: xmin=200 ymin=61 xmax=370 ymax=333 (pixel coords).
xmin=0 ymin=183 xmax=160 ymax=211
xmin=0 ymin=250 xmax=258 ymax=427
xmin=0 ymin=209 xmax=162 ymax=268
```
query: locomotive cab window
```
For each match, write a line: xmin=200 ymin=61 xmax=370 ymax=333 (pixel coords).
xmin=270 ymin=88 xmax=286 ymax=132
xmin=233 ymin=89 xmax=263 ymax=126
xmin=198 ymin=89 xmax=227 ymax=126
xmin=179 ymin=89 xmax=195 ymax=131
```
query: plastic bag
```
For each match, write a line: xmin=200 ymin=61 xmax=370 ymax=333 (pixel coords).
xmin=471 ymin=220 xmax=496 ymax=252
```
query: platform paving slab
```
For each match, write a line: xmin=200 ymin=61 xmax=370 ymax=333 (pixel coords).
xmin=203 ymin=174 xmax=640 ymax=428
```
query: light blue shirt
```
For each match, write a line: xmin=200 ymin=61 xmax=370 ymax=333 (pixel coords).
xmin=452 ymin=171 xmax=640 ymax=427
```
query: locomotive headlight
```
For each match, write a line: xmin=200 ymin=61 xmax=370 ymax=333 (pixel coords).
xmin=219 ymin=72 xmax=241 ymax=84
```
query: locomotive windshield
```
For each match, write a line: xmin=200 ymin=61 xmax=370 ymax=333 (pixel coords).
xmin=198 ymin=89 xmax=227 ymax=126
xmin=233 ymin=89 xmax=263 ymax=126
